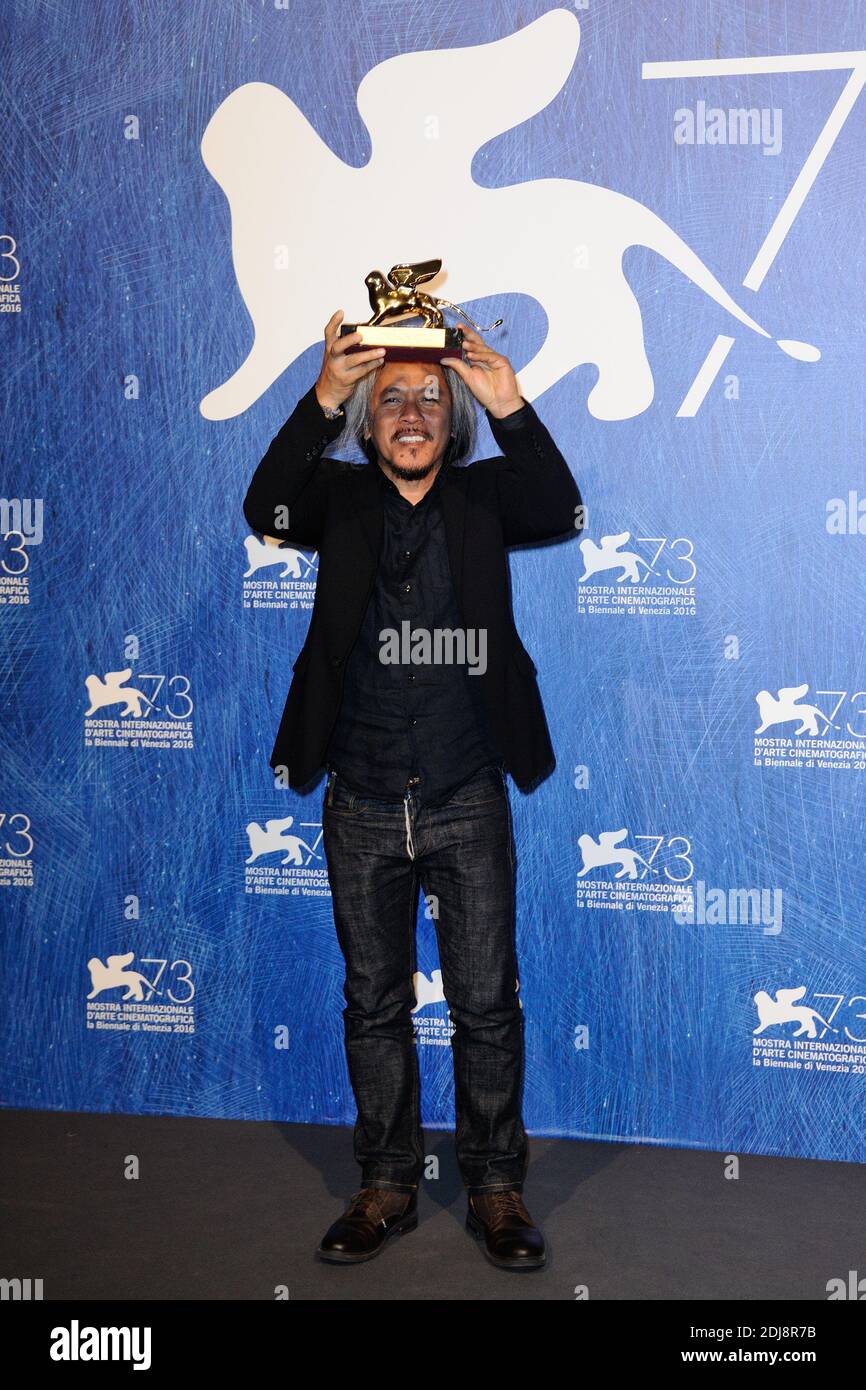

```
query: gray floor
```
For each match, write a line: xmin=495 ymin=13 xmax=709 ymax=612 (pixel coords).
xmin=0 ymin=1108 xmax=860 ymax=1301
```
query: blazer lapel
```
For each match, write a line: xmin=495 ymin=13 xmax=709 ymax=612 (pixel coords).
xmin=351 ymin=461 xmax=383 ymax=567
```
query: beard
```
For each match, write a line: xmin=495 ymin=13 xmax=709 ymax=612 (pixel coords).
xmin=387 ymin=456 xmax=440 ymax=481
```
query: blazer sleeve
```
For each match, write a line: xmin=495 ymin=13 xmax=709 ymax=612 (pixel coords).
xmin=243 ymin=384 xmax=350 ymax=551
xmin=484 ymin=399 xmax=583 ymax=547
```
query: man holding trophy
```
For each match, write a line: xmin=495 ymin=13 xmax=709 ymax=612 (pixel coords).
xmin=243 ymin=262 xmax=582 ymax=1272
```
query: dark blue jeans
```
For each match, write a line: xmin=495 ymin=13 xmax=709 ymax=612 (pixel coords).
xmin=321 ymin=761 xmax=528 ymax=1197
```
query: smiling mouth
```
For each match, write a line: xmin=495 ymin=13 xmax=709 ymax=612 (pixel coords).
xmin=394 ymin=433 xmax=430 ymax=444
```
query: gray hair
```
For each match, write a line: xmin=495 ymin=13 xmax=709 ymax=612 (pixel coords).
xmin=332 ymin=363 xmax=477 ymax=468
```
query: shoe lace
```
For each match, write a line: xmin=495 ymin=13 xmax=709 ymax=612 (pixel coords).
xmin=475 ymin=1190 xmax=530 ymax=1228
xmin=347 ymin=1188 xmax=404 ymax=1225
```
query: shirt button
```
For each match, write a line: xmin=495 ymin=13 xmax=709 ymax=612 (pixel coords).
xmin=408 ymin=673 xmax=415 ymax=682
xmin=404 ymin=550 xmax=411 ymax=559
xmin=403 ymin=582 xmax=411 ymax=593
xmin=410 ymin=718 xmax=417 ymax=727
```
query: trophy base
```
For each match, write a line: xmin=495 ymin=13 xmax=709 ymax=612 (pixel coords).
xmin=340 ymin=323 xmax=464 ymax=363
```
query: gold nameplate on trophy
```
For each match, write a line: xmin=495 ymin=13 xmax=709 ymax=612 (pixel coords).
xmin=341 ymin=321 xmax=465 ymax=362
xmin=340 ymin=257 xmax=503 ymax=363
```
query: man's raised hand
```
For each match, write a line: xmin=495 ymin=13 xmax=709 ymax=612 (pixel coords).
xmin=441 ymin=325 xmax=524 ymax=419
xmin=314 ymin=310 xmax=386 ymax=413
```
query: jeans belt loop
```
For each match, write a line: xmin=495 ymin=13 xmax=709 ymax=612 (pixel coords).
xmin=326 ymin=768 xmax=336 ymax=807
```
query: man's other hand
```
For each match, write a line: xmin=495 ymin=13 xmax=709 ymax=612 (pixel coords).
xmin=441 ymin=325 xmax=524 ymax=419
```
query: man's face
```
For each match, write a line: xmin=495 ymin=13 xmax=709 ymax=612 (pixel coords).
xmin=366 ymin=362 xmax=452 ymax=482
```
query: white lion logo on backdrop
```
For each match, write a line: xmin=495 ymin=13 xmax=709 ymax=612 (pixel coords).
xmin=754 ymin=684 xmax=831 ymax=736
xmin=200 ymin=9 xmax=831 ymax=424
xmin=753 ymin=986 xmax=837 ymax=1039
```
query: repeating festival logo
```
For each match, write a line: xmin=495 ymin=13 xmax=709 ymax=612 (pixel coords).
xmin=85 ymin=952 xmax=196 ymax=1035
xmin=753 ymin=684 xmax=866 ymax=770
xmin=242 ymin=535 xmax=318 ymax=612
xmin=577 ymin=531 xmax=696 ymax=618
xmin=83 ymin=666 xmax=194 ymax=752
xmin=751 ymin=984 xmax=866 ymax=1079
xmin=410 ymin=968 xmax=455 ymax=1049
xmin=575 ymin=827 xmax=694 ymax=912
xmin=0 ymin=498 xmax=40 ymax=608
xmin=0 ymin=233 xmax=22 ymax=315
xmin=244 ymin=811 xmax=330 ymax=898
xmin=0 ymin=811 xmax=34 ymax=889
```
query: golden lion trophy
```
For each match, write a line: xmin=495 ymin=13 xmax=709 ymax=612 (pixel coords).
xmin=339 ymin=258 xmax=503 ymax=362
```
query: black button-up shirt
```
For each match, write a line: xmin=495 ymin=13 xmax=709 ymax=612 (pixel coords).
xmin=324 ymin=458 xmax=503 ymax=805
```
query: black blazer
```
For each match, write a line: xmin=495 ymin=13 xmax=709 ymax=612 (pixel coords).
xmin=243 ymin=384 xmax=582 ymax=792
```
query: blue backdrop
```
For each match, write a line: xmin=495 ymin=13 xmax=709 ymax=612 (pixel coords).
xmin=2 ymin=0 xmax=865 ymax=1167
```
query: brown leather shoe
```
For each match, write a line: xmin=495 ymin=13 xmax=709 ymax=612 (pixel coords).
xmin=466 ymin=1190 xmax=546 ymax=1270
xmin=316 ymin=1187 xmax=418 ymax=1264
